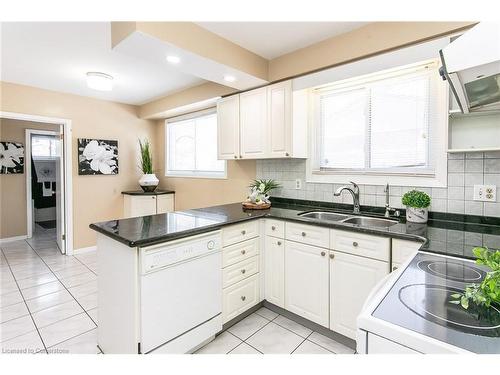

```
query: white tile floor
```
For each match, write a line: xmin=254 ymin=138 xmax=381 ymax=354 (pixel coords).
xmin=1 ymin=226 xmax=354 ymax=355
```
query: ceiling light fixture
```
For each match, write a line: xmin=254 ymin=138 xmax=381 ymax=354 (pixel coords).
xmin=166 ymin=55 xmax=181 ymax=64
xmin=223 ymin=75 xmax=236 ymax=83
xmin=86 ymin=72 xmax=113 ymax=91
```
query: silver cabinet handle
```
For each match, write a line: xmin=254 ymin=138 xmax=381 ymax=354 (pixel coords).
xmin=321 ymin=251 xmax=326 ymax=257
xmin=241 ymin=249 xmax=246 ymax=255
xmin=277 ymin=241 xmax=282 ymax=246
xmin=352 ymin=241 xmax=358 ymax=247
xmin=241 ymin=230 xmax=246 ymax=235
xmin=329 ymin=253 xmax=335 ymax=259
xmin=392 ymin=266 xmax=398 ymax=271
xmin=271 ymin=226 xmax=276 ymax=231
xmin=234 ymin=155 xmax=238 ymax=159
xmin=301 ymin=231 xmax=306 ymax=237
xmin=239 ymin=155 xmax=243 ymax=159
xmin=241 ymin=269 xmax=246 ymax=274
xmin=241 ymin=296 xmax=246 ymax=301
xmin=285 ymin=152 xmax=290 ymax=156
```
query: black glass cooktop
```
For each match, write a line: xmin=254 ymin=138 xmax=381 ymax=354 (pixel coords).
xmin=373 ymin=253 xmax=500 ymax=353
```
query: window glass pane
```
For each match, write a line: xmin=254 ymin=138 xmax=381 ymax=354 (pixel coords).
xmin=320 ymin=89 xmax=367 ymax=169
xmin=370 ymin=75 xmax=429 ymax=169
xmin=168 ymin=119 xmax=195 ymax=171
xmin=32 ymin=135 xmax=57 ymax=158
xmin=195 ymin=114 xmax=225 ymax=172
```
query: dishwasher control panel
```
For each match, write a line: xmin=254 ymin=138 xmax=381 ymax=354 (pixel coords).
xmin=140 ymin=232 xmax=221 ymax=273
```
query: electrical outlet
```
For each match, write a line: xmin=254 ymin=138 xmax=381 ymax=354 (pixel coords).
xmin=473 ymin=185 xmax=497 ymax=202
xmin=295 ymin=179 xmax=302 ymax=190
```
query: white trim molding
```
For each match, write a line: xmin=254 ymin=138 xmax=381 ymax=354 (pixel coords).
xmin=0 ymin=235 xmax=28 ymax=243
xmin=73 ymin=245 xmax=97 ymax=254
xmin=1 ymin=111 xmax=74 ymax=255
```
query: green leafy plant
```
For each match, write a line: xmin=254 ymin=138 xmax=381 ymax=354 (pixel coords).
xmin=401 ymin=189 xmax=431 ymax=208
xmin=138 ymin=139 xmax=153 ymax=174
xmin=451 ymin=247 xmax=500 ymax=309
xmin=249 ymin=179 xmax=281 ymax=195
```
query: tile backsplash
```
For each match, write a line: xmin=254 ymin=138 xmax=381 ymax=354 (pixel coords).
xmin=256 ymin=151 xmax=500 ymax=217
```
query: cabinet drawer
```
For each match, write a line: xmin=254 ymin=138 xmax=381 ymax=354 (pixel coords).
xmin=223 ymin=274 xmax=260 ymax=323
xmin=265 ymin=219 xmax=285 ymax=238
xmin=392 ymin=239 xmax=421 ymax=264
xmin=367 ymin=333 xmax=419 ymax=354
xmin=156 ymin=194 xmax=174 ymax=214
xmin=285 ymin=222 xmax=329 ymax=248
xmin=331 ymin=230 xmax=390 ymax=262
xmin=222 ymin=221 xmax=259 ymax=247
xmin=222 ymin=237 xmax=259 ymax=267
xmin=223 ymin=256 xmax=259 ymax=288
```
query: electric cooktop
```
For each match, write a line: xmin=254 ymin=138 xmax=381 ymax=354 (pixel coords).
xmin=373 ymin=252 xmax=500 ymax=353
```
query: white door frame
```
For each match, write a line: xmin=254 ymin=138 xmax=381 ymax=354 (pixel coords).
xmin=1 ymin=111 xmax=74 ymax=255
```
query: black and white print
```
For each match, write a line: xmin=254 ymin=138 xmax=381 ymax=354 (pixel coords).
xmin=0 ymin=141 xmax=24 ymax=174
xmin=78 ymin=138 xmax=118 ymax=175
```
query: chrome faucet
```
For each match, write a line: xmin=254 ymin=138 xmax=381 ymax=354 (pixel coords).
xmin=384 ymin=183 xmax=400 ymax=218
xmin=334 ymin=181 xmax=360 ymax=214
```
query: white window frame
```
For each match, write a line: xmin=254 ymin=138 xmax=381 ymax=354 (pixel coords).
xmin=304 ymin=46 xmax=449 ymax=188
xmin=165 ymin=109 xmax=227 ymax=179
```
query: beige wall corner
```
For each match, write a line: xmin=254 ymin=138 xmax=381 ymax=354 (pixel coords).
xmin=0 ymin=81 xmax=157 ymax=249
xmin=139 ymin=82 xmax=236 ymax=119
xmin=134 ymin=22 xmax=269 ymax=81
xmin=110 ymin=22 xmax=137 ymax=48
xmin=155 ymin=120 xmax=256 ymax=210
xmin=268 ymin=21 xmax=476 ymax=81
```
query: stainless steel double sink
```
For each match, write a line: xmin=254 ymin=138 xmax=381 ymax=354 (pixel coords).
xmin=298 ymin=211 xmax=399 ymax=228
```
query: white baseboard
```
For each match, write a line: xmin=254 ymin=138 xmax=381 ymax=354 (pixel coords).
xmin=73 ymin=245 xmax=97 ymax=254
xmin=0 ymin=235 xmax=28 ymax=244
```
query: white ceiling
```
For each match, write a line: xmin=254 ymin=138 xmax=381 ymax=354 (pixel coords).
xmin=0 ymin=22 xmax=204 ymax=105
xmin=196 ymin=22 xmax=369 ymax=59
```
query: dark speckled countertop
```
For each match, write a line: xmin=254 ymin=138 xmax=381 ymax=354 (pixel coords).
xmin=89 ymin=200 xmax=500 ymax=259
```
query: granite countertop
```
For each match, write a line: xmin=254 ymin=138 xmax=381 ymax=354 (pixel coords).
xmin=121 ymin=189 xmax=175 ymax=196
xmin=89 ymin=200 xmax=500 ymax=259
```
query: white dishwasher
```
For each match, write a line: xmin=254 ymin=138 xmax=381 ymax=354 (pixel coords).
xmin=139 ymin=231 xmax=222 ymax=353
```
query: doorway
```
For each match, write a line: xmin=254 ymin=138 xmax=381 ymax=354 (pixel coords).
xmin=0 ymin=112 xmax=73 ymax=255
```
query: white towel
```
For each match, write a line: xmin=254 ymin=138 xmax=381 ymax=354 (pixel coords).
xmin=42 ymin=182 xmax=52 ymax=197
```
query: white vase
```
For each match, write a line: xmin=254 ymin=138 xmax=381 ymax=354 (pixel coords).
xmin=139 ymin=173 xmax=159 ymax=192
xmin=406 ymin=206 xmax=428 ymax=223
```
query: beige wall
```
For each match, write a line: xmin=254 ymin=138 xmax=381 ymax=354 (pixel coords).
xmin=155 ymin=120 xmax=256 ymax=210
xmin=0 ymin=119 xmax=60 ymax=238
xmin=0 ymin=82 xmax=158 ymax=249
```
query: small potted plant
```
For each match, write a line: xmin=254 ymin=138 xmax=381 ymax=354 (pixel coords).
xmin=243 ymin=179 xmax=281 ymax=209
xmin=401 ymin=189 xmax=431 ymax=223
xmin=138 ymin=139 xmax=159 ymax=192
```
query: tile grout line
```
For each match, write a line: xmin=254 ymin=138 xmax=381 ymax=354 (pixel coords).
xmin=290 ymin=331 xmax=314 ymax=354
xmin=0 ymin=246 xmax=48 ymax=353
xmin=25 ymin=239 xmax=98 ymax=348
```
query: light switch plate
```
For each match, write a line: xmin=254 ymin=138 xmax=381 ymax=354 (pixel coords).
xmin=473 ymin=185 xmax=497 ymax=202
xmin=295 ymin=179 xmax=302 ymax=190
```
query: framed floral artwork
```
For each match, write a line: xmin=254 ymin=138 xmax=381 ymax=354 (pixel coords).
xmin=0 ymin=141 xmax=24 ymax=174
xmin=78 ymin=138 xmax=118 ymax=175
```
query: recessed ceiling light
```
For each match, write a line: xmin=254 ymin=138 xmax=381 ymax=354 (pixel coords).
xmin=86 ymin=72 xmax=113 ymax=91
xmin=223 ymin=75 xmax=236 ymax=83
xmin=166 ymin=55 xmax=181 ymax=64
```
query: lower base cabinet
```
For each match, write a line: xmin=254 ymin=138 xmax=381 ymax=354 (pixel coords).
xmin=284 ymin=240 xmax=329 ymax=327
xmin=223 ymin=274 xmax=260 ymax=323
xmin=264 ymin=236 xmax=285 ymax=308
xmin=329 ymin=251 xmax=388 ymax=339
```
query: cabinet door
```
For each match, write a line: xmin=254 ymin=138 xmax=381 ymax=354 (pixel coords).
xmin=239 ymin=87 xmax=268 ymax=159
xmin=217 ymin=95 xmax=240 ymax=160
xmin=284 ymin=240 xmax=329 ymax=327
xmin=268 ymin=81 xmax=292 ymax=158
xmin=392 ymin=239 xmax=421 ymax=265
xmin=126 ymin=195 xmax=157 ymax=218
xmin=265 ymin=236 xmax=285 ymax=308
xmin=156 ymin=194 xmax=174 ymax=214
xmin=330 ymin=251 xmax=388 ymax=339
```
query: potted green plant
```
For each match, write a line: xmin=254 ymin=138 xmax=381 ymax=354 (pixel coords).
xmin=243 ymin=179 xmax=281 ymax=209
xmin=451 ymin=247 xmax=500 ymax=312
xmin=401 ymin=189 xmax=431 ymax=223
xmin=138 ymin=139 xmax=159 ymax=192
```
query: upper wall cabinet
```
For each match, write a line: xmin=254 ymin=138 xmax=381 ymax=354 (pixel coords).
xmin=217 ymin=80 xmax=307 ymax=160
xmin=217 ymin=95 xmax=240 ymax=160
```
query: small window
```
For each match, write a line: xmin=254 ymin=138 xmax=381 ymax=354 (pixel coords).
xmin=309 ymin=59 xmax=447 ymax=186
xmin=31 ymin=134 xmax=57 ymax=159
xmin=166 ymin=111 xmax=226 ymax=178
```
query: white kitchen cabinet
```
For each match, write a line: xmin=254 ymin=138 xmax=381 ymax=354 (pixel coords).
xmin=123 ymin=192 xmax=175 ymax=218
xmin=329 ymin=251 xmax=388 ymax=339
xmin=239 ymin=87 xmax=268 ymax=159
xmin=268 ymin=81 xmax=292 ymax=157
xmin=223 ymin=274 xmax=260 ymax=323
xmin=285 ymin=240 xmax=329 ymax=327
xmin=217 ymin=95 xmax=240 ymax=160
xmin=264 ymin=236 xmax=285 ymax=308
xmin=392 ymin=239 xmax=421 ymax=268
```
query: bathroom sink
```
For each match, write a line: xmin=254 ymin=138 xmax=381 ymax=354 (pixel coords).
xmin=341 ymin=216 xmax=399 ymax=228
xmin=298 ymin=211 xmax=350 ymax=221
